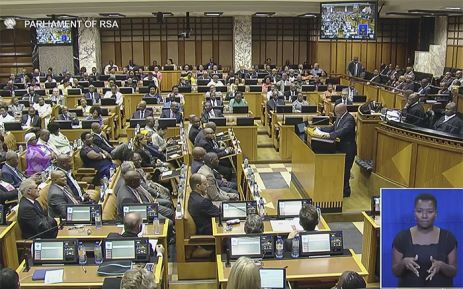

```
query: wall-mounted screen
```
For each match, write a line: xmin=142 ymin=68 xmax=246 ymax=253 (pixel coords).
xmin=320 ymin=1 xmax=377 ymax=40
xmin=36 ymin=26 xmax=72 ymax=45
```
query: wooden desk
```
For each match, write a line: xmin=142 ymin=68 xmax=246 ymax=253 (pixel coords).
xmin=363 ymin=84 xmax=379 ymax=102
xmin=126 ymin=125 xmax=180 ymax=140
xmin=361 ymin=211 xmax=380 ymax=283
xmin=0 ymin=222 xmax=19 ymax=269
xmin=356 ymin=111 xmax=382 ymax=161
xmin=216 ymin=125 xmax=257 ymax=162
xmin=183 ymin=92 xmax=204 ymax=119
xmin=216 ymin=249 xmax=367 ymax=289
xmin=291 ymin=132 xmax=345 ymax=212
xmin=160 ymin=71 xmax=181 ymax=92
xmin=58 ymin=223 xmax=167 ymax=240
xmin=17 ymin=258 xmax=163 ymax=289
xmin=378 ymin=88 xmax=397 ymax=108
xmin=373 ymin=123 xmax=463 ymax=187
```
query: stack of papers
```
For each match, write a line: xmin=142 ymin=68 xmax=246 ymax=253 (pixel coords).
xmin=44 ymin=269 xmax=64 ymax=284
xmin=270 ymin=218 xmax=318 ymax=232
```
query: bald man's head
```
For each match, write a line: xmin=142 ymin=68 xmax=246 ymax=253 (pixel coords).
xmin=203 ymin=128 xmax=215 ymax=140
xmin=192 ymin=146 xmax=206 ymax=161
xmin=334 ymin=103 xmax=347 ymax=117
xmin=91 ymin=122 xmax=101 ymax=133
xmin=56 ymin=154 xmax=72 ymax=171
xmin=124 ymin=170 xmax=141 ymax=189
xmin=51 ymin=170 xmax=67 ymax=186
xmin=123 ymin=212 xmax=142 ymax=234
xmin=204 ymin=122 xmax=216 ymax=132
xmin=445 ymin=102 xmax=457 ymax=116
xmin=190 ymin=115 xmax=201 ymax=128
xmin=5 ymin=151 xmax=18 ymax=167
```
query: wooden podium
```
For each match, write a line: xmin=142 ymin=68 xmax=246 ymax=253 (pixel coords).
xmin=291 ymin=131 xmax=345 ymax=212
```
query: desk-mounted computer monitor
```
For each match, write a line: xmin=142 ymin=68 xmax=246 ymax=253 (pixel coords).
xmin=33 ymin=239 xmax=78 ymax=265
xmin=221 ymin=201 xmax=257 ymax=221
xmin=229 ymin=235 xmax=262 ymax=259
xmin=299 ymin=231 xmax=343 ymax=257
xmin=122 ymin=203 xmax=159 ymax=223
xmin=260 ymin=268 xmax=286 ymax=289
xmin=277 ymin=199 xmax=312 ymax=218
xmin=104 ymin=238 xmax=150 ymax=262
xmin=65 ymin=204 xmax=102 ymax=225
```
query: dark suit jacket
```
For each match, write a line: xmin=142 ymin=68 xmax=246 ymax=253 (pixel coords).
xmin=160 ymin=110 xmax=183 ymax=123
xmin=284 ymin=90 xmax=298 ymax=102
xmin=417 ymin=85 xmax=432 ymax=95
xmin=189 ymin=126 xmax=201 ymax=144
xmin=187 ymin=191 xmax=220 ymax=235
xmin=433 ymin=115 xmax=463 ymax=136
xmin=132 ymin=109 xmax=153 ymax=119
xmin=191 ymin=160 xmax=204 ymax=174
xmin=207 ymin=99 xmax=223 ymax=107
xmin=267 ymin=98 xmax=285 ymax=111
xmin=196 ymin=138 xmax=228 ymax=158
xmin=403 ymin=102 xmax=426 ymax=127
xmin=194 ymin=130 xmax=206 ymax=146
xmin=85 ymin=92 xmax=101 ymax=103
xmin=335 ymin=98 xmax=354 ymax=106
xmin=200 ymin=109 xmax=223 ymax=123
xmin=48 ymin=184 xmax=80 ymax=219
xmin=1 ymin=164 xmax=24 ymax=188
xmin=402 ymin=82 xmax=415 ymax=91
xmin=92 ymin=133 xmax=114 ymax=154
xmin=347 ymin=62 xmax=364 ymax=77
xmin=22 ymin=93 xmax=40 ymax=104
xmin=321 ymin=112 xmax=357 ymax=156
xmin=21 ymin=114 xmax=41 ymax=127
xmin=18 ymin=198 xmax=58 ymax=239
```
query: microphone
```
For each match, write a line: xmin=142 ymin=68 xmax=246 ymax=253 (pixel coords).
xmin=225 ymin=248 xmax=231 ymax=268
xmin=310 ymin=117 xmax=330 ymax=126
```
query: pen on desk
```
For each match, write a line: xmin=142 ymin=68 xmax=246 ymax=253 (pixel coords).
xmin=82 ymin=265 xmax=87 ymax=273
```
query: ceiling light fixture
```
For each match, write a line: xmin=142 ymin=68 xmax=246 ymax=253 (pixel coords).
xmin=253 ymin=12 xmax=275 ymax=17
xmin=204 ymin=12 xmax=223 ymax=16
xmin=99 ymin=13 xmax=126 ymax=18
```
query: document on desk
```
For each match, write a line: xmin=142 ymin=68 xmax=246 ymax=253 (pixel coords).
xmin=44 ymin=269 xmax=64 ymax=284
xmin=270 ymin=218 xmax=306 ymax=232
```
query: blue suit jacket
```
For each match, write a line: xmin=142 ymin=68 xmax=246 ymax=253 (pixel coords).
xmin=1 ymin=164 xmax=24 ymax=188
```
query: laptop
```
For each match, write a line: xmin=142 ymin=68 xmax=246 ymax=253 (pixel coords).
xmin=65 ymin=204 xmax=102 ymax=225
xmin=300 ymin=106 xmax=317 ymax=113
xmin=209 ymin=117 xmax=226 ymax=126
xmin=82 ymin=120 xmax=100 ymax=129
xmin=53 ymin=120 xmax=73 ymax=129
xmin=236 ymin=117 xmax=254 ymax=126
xmin=277 ymin=199 xmax=312 ymax=218
xmin=229 ymin=235 xmax=262 ymax=259
xmin=122 ymin=203 xmax=159 ymax=223
xmin=67 ymin=88 xmax=82 ymax=95
xmin=4 ymin=122 xmax=23 ymax=131
xmin=33 ymin=239 xmax=79 ymax=265
xmin=284 ymin=116 xmax=303 ymax=125
xmin=101 ymin=98 xmax=116 ymax=106
xmin=221 ymin=201 xmax=257 ymax=221
xmin=158 ymin=118 xmax=177 ymax=128
xmin=104 ymin=238 xmax=150 ymax=262
xmin=130 ymin=118 xmax=147 ymax=128
xmin=232 ymin=106 xmax=249 ymax=114
xmin=299 ymin=231 xmax=344 ymax=256
xmin=276 ymin=105 xmax=292 ymax=114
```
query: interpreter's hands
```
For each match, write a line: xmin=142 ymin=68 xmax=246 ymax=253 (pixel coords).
xmin=402 ymin=254 xmax=420 ymax=277
xmin=426 ymin=256 xmax=442 ymax=281
xmin=156 ymin=244 xmax=165 ymax=255
xmin=287 ymin=225 xmax=298 ymax=240
xmin=103 ymin=151 xmax=112 ymax=159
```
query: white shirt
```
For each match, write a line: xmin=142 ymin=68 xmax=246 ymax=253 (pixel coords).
xmin=104 ymin=64 xmax=119 ymax=75
xmin=444 ymin=114 xmax=456 ymax=123
xmin=207 ymin=80 xmax=224 ymax=87
xmin=37 ymin=138 xmax=59 ymax=156
xmin=33 ymin=103 xmax=52 ymax=119
xmin=49 ymin=132 xmax=71 ymax=155
xmin=103 ymin=91 xmax=124 ymax=105
xmin=0 ymin=113 xmax=15 ymax=123
xmin=143 ymin=76 xmax=159 ymax=88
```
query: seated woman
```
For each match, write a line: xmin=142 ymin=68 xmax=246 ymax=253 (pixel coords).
xmin=76 ymin=97 xmax=91 ymax=117
xmin=47 ymin=122 xmax=71 ymax=155
xmin=24 ymin=132 xmax=53 ymax=176
xmin=132 ymin=132 xmax=164 ymax=167
xmin=229 ymin=91 xmax=248 ymax=113
xmin=85 ymin=106 xmax=103 ymax=125
xmin=79 ymin=131 xmax=114 ymax=182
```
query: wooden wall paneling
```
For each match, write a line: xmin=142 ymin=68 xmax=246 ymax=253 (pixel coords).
xmin=114 ymin=42 xmax=122 ymax=68
xmin=351 ymin=42 xmax=360 ymax=64
xmin=219 ymin=41 xmax=233 ymax=68
xmin=149 ymin=41 xmax=162 ymax=64
xmin=266 ymin=41 xmax=277 ymax=65
xmin=282 ymin=41 xmax=294 ymax=67
xmin=317 ymin=42 xmax=331 ymax=73
xmin=201 ymin=41 xmax=213 ymax=65
xmin=120 ymin=42 xmax=132 ymax=67
xmin=446 ymin=46 xmax=454 ymax=67
xmin=177 ymin=40 xmax=185 ymax=66
xmin=195 ymin=40 xmax=202 ymax=66
xmin=167 ymin=41 xmax=179 ymax=65
xmin=457 ymin=46 xmax=463 ymax=68
xmin=336 ymin=42 xmax=347 ymax=74
xmin=184 ymin=40 xmax=196 ymax=66
xmin=366 ymin=43 xmax=376 ymax=71
xmin=132 ymin=42 xmax=144 ymax=66
xmin=101 ymin=43 xmax=115 ymax=65
xmin=382 ymin=43 xmax=391 ymax=66
xmin=396 ymin=44 xmax=406 ymax=67
xmin=143 ymin=41 xmax=150 ymax=65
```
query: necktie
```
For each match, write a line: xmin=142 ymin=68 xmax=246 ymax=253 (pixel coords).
xmin=67 ymin=172 xmax=83 ymax=198
xmin=141 ymin=110 xmax=144 ymax=119
xmin=130 ymin=187 xmax=144 ymax=204
xmin=63 ymin=186 xmax=79 ymax=204
xmin=354 ymin=63 xmax=358 ymax=76
xmin=138 ymin=186 xmax=155 ymax=203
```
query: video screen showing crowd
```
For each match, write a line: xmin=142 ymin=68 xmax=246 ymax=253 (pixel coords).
xmin=321 ymin=2 xmax=376 ymax=40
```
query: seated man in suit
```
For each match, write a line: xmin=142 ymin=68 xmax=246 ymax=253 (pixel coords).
xmin=189 ymin=115 xmax=202 ymax=144
xmin=58 ymin=106 xmax=79 ymax=124
xmin=402 ymin=75 xmax=415 ymax=91
xmin=402 ymin=93 xmax=426 ymax=127
xmin=197 ymin=152 xmax=239 ymax=201
xmin=318 ymin=104 xmax=357 ymax=197
xmin=416 ymin=78 xmax=432 ymax=95
xmin=160 ymin=102 xmax=183 ymax=123
xmin=191 ymin=146 xmax=206 ymax=174
xmin=204 ymin=85 xmax=223 ymax=101
xmin=48 ymin=170 xmax=82 ymax=219
xmin=433 ymin=102 xmax=463 ymax=136
xmin=117 ymin=168 xmax=174 ymax=220
xmin=132 ymin=101 xmax=153 ymax=119
xmin=196 ymin=128 xmax=233 ymax=158
xmin=367 ymin=69 xmax=382 ymax=85
xmin=55 ymin=154 xmax=94 ymax=202
xmin=85 ymin=85 xmax=101 ymax=105
xmin=284 ymin=83 xmax=298 ymax=102
xmin=21 ymin=107 xmax=41 ymax=128
xmin=91 ymin=122 xmax=114 ymax=154
xmin=335 ymin=88 xmax=353 ymax=106
xmin=22 ymin=86 xmax=41 ymax=104
xmin=194 ymin=121 xmax=215 ymax=146
xmin=18 ymin=178 xmax=58 ymax=239
xmin=165 ymin=85 xmax=185 ymax=106
xmin=200 ymin=102 xmax=223 ymax=123
xmin=206 ymin=91 xmax=223 ymax=107
xmin=103 ymin=85 xmax=124 ymax=106
xmin=1 ymin=151 xmax=27 ymax=188
xmin=292 ymin=92 xmax=309 ymax=112
xmin=187 ymin=173 xmax=220 ymax=235
xmin=267 ymin=90 xmax=284 ymax=111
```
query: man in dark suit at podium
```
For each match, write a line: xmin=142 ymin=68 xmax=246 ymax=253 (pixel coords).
xmin=319 ymin=104 xmax=356 ymax=197
xmin=433 ymin=102 xmax=463 ymax=136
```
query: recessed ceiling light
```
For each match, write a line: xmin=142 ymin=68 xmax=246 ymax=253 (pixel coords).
xmin=46 ymin=14 xmax=77 ymax=19
xmin=204 ymin=12 xmax=223 ymax=16
xmin=299 ymin=13 xmax=317 ymax=17
xmin=253 ymin=12 xmax=275 ymax=17
xmin=445 ymin=7 xmax=462 ymax=10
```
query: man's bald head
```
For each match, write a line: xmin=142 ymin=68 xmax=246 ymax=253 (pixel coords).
xmin=203 ymin=128 xmax=215 ymax=140
xmin=192 ymin=146 xmax=206 ymax=161
xmin=91 ymin=122 xmax=101 ymax=133
xmin=5 ymin=151 xmax=18 ymax=167
xmin=407 ymin=93 xmax=420 ymax=104
xmin=145 ymin=116 xmax=155 ymax=128
xmin=334 ymin=103 xmax=348 ymax=117
xmin=124 ymin=170 xmax=141 ymax=188
xmin=445 ymin=102 xmax=457 ymax=116
xmin=123 ymin=212 xmax=142 ymax=234
xmin=56 ymin=154 xmax=72 ymax=171
xmin=204 ymin=122 xmax=216 ymax=132
xmin=51 ymin=170 xmax=67 ymax=186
